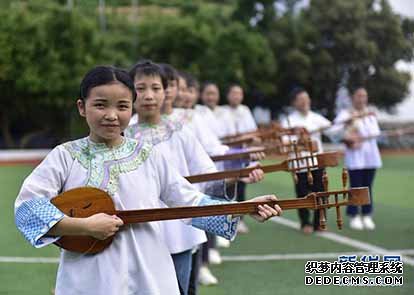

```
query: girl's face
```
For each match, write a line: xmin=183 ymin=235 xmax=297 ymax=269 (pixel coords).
xmin=165 ymin=79 xmax=178 ymax=104
xmin=175 ymin=77 xmax=190 ymax=108
xmin=183 ymin=86 xmax=198 ymax=109
xmin=77 ymin=82 xmax=133 ymax=147
xmin=293 ymin=91 xmax=311 ymax=115
xmin=352 ymin=88 xmax=368 ymax=111
xmin=201 ymin=84 xmax=219 ymax=109
xmin=227 ymin=86 xmax=243 ymax=106
xmin=134 ymin=74 xmax=165 ymax=120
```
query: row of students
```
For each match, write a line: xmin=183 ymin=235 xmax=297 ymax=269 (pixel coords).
xmin=126 ymin=61 xmax=265 ymax=293
xmin=166 ymin=69 xmax=264 ymax=288
xmin=14 ymin=63 xmax=281 ymax=295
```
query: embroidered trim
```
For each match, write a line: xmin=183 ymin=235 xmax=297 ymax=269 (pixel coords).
xmin=164 ymin=108 xmax=194 ymax=127
xmin=63 ymin=137 xmax=152 ymax=196
xmin=125 ymin=117 xmax=183 ymax=146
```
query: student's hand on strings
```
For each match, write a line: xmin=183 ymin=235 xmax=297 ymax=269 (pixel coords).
xmin=251 ymin=136 xmax=262 ymax=145
xmin=344 ymin=133 xmax=362 ymax=149
xmin=241 ymin=168 xmax=264 ymax=184
xmin=245 ymin=195 xmax=282 ymax=222
xmin=249 ymin=151 xmax=266 ymax=161
xmin=84 ymin=213 xmax=124 ymax=240
xmin=293 ymin=127 xmax=308 ymax=135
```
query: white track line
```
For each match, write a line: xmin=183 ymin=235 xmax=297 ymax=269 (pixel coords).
xmin=1 ymin=218 xmax=413 ymax=265
xmin=2 ymin=249 xmax=414 ymax=264
xmin=270 ymin=216 xmax=414 ymax=266
xmin=223 ymin=250 xmax=414 ymax=262
xmin=0 ymin=256 xmax=59 ymax=263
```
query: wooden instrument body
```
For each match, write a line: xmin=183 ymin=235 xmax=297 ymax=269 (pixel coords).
xmin=51 ymin=188 xmax=116 ymax=254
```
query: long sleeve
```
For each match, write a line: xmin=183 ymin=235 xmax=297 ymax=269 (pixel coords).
xmin=244 ymin=106 xmax=258 ymax=132
xmin=329 ymin=110 xmax=350 ymax=142
xmin=191 ymin=115 xmax=229 ymax=156
xmin=155 ymin=150 xmax=239 ymax=239
xmin=14 ymin=146 xmax=69 ymax=248
xmin=364 ymin=115 xmax=381 ymax=137
xmin=181 ymin=127 xmax=226 ymax=197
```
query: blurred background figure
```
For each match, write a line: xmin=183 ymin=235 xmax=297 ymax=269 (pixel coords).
xmin=280 ymin=88 xmax=332 ymax=234
xmin=332 ymin=87 xmax=382 ymax=230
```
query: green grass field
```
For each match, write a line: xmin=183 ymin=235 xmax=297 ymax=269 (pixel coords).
xmin=1 ymin=154 xmax=413 ymax=294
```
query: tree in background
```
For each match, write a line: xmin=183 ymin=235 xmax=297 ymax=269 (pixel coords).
xmin=232 ymin=0 xmax=414 ymax=117
xmin=0 ymin=1 xmax=105 ymax=147
xmin=0 ymin=0 xmax=413 ymax=148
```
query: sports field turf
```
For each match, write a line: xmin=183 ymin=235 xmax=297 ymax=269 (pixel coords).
xmin=0 ymin=154 xmax=413 ymax=294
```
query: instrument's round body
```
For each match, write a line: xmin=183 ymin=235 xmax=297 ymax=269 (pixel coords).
xmin=51 ymin=187 xmax=117 ymax=254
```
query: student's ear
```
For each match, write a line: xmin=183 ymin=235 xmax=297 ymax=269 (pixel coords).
xmin=77 ymin=99 xmax=86 ymax=117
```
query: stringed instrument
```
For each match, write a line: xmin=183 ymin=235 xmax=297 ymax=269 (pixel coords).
xmin=220 ymin=122 xmax=282 ymax=141
xmin=223 ymin=127 xmax=308 ymax=147
xmin=210 ymin=140 xmax=319 ymax=162
xmin=344 ymin=126 xmax=414 ymax=149
xmin=309 ymin=111 xmax=376 ymax=135
xmin=186 ymin=151 xmax=339 ymax=183
xmin=50 ymin=185 xmax=370 ymax=254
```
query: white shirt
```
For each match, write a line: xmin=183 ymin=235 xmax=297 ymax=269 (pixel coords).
xmin=195 ymin=105 xmax=236 ymax=138
xmin=333 ymin=108 xmax=382 ymax=170
xmin=280 ymin=110 xmax=332 ymax=153
xmin=223 ymin=104 xmax=257 ymax=134
xmin=125 ymin=118 xmax=217 ymax=254
xmin=193 ymin=104 xmax=223 ymax=138
xmin=166 ymin=108 xmax=229 ymax=156
xmin=253 ymin=106 xmax=272 ymax=125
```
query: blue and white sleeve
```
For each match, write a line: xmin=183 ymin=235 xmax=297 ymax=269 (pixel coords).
xmin=14 ymin=145 xmax=70 ymax=248
xmin=191 ymin=195 xmax=240 ymax=241
xmin=15 ymin=198 xmax=64 ymax=248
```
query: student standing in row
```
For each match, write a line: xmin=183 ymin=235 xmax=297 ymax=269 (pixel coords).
xmin=222 ymin=84 xmax=258 ymax=233
xmin=280 ymin=88 xmax=332 ymax=234
xmin=332 ymin=87 xmax=381 ymax=230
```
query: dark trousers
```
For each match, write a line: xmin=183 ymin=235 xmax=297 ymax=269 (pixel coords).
xmin=236 ymin=181 xmax=246 ymax=202
xmin=295 ymin=169 xmax=325 ymax=229
xmin=201 ymin=233 xmax=216 ymax=264
xmin=188 ymin=249 xmax=201 ymax=295
xmin=225 ymin=181 xmax=246 ymax=202
xmin=347 ymin=169 xmax=376 ymax=216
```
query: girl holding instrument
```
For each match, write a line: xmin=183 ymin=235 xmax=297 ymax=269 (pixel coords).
xmin=331 ymin=86 xmax=381 ymax=231
xmin=280 ymin=88 xmax=332 ymax=234
xmin=14 ymin=65 xmax=281 ymax=295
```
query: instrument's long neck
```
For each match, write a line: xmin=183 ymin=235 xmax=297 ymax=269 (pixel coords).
xmin=185 ymin=161 xmax=288 ymax=183
xmin=116 ymin=198 xmax=316 ymax=224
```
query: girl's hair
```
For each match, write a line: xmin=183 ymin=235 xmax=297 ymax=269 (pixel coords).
xmin=185 ymin=73 xmax=199 ymax=90
xmin=159 ymin=63 xmax=179 ymax=83
xmin=200 ymin=81 xmax=218 ymax=93
xmin=79 ymin=66 xmax=136 ymax=101
xmin=351 ymin=85 xmax=366 ymax=95
xmin=289 ymin=87 xmax=306 ymax=102
xmin=129 ymin=59 xmax=168 ymax=89
xmin=226 ymin=83 xmax=243 ymax=95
